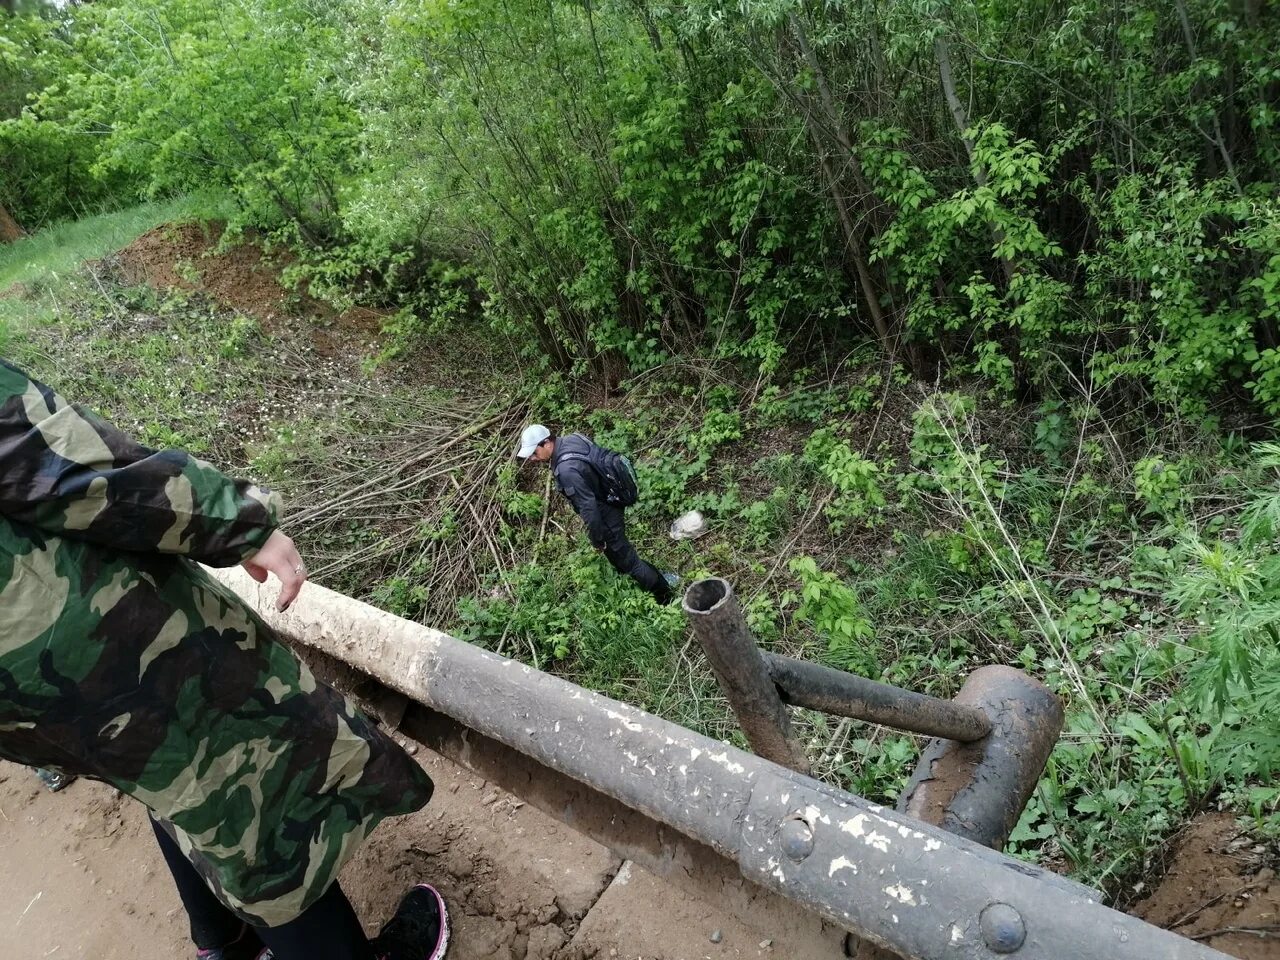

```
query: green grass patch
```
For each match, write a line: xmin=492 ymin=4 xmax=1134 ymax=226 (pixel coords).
xmin=0 ymin=192 xmax=232 ymax=293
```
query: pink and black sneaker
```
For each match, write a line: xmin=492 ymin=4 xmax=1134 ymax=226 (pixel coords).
xmin=195 ymin=924 xmax=270 ymax=960
xmin=372 ymin=884 xmax=450 ymax=960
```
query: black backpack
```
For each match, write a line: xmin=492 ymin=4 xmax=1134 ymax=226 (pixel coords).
xmin=560 ymin=436 xmax=639 ymax=507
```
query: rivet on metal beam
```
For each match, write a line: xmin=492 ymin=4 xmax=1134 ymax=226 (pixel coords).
xmin=980 ymin=902 xmax=1027 ymax=953
xmin=779 ymin=816 xmax=815 ymax=862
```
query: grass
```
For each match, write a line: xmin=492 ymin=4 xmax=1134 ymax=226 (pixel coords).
xmin=0 ymin=192 xmax=232 ymax=293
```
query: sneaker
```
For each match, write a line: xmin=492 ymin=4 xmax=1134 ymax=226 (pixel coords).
xmin=34 ymin=767 xmax=75 ymax=792
xmin=195 ymin=925 xmax=269 ymax=960
xmin=372 ymin=883 xmax=450 ymax=960
xmin=195 ymin=948 xmax=269 ymax=960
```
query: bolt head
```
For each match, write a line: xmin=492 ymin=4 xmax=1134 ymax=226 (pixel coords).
xmin=980 ymin=902 xmax=1026 ymax=953
xmin=779 ymin=817 xmax=814 ymax=862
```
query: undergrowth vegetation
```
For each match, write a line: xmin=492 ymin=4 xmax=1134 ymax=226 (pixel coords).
xmin=8 ymin=248 xmax=1280 ymax=902
xmin=4 ymin=0 xmax=1280 ymax=911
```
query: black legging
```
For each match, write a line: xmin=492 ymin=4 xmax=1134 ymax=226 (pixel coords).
xmin=599 ymin=504 xmax=671 ymax=603
xmin=151 ymin=817 xmax=375 ymax=960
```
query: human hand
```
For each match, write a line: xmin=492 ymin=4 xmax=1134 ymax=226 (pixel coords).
xmin=242 ymin=530 xmax=307 ymax=611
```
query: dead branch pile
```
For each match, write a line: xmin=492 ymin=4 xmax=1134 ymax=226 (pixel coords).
xmin=283 ymin=395 xmax=526 ymax=623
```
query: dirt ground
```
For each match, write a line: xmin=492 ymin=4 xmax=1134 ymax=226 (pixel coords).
xmin=0 ymin=748 xmax=823 ymax=960
xmin=5 ymin=756 xmax=1278 ymax=960
xmin=112 ymin=222 xmax=387 ymax=358
xmin=1132 ymin=813 xmax=1280 ymax=959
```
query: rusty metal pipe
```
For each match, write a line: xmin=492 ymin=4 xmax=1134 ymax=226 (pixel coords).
xmin=899 ymin=665 xmax=1064 ymax=850
xmin=683 ymin=578 xmax=811 ymax=774
xmin=764 ymin=652 xmax=993 ymax=743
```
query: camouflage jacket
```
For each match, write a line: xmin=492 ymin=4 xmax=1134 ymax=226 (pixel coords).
xmin=0 ymin=359 xmax=433 ymax=926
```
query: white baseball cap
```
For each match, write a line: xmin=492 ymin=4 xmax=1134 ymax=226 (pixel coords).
xmin=516 ymin=423 xmax=551 ymax=459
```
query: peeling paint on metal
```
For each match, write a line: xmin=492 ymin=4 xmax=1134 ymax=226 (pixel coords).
xmin=829 ymin=856 xmax=857 ymax=878
xmin=841 ymin=814 xmax=869 ymax=838
xmin=884 ymin=884 xmax=918 ymax=906
xmin=804 ymin=803 xmax=830 ymax=826
xmin=766 ymin=856 xmax=787 ymax=882
xmin=605 ymin=709 xmax=644 ymax=733
xmin=707 ymin=750 xmax=747 ymax=775
xmin=865 ymin=831 xmax=891 ymax=853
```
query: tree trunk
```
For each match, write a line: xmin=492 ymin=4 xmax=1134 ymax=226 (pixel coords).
xmin=785 ymin=16 xmax=925 ymax=373
xmin=0 ymin=202 xmax=25 ymax=244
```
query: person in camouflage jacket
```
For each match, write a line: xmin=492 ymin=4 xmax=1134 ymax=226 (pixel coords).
xmin=0 ymin=359 xmax=449 ymax=960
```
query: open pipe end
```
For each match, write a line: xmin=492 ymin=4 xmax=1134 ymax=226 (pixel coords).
xmin=682 ymin=577 xmax=732 ymax=616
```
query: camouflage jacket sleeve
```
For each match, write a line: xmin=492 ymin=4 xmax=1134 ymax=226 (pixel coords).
xmin=0 ymin=358 xmax=281 ymax=565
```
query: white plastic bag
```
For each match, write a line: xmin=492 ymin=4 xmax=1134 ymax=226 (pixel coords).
xmin=669 ymin=509 xmax=708 ymax=540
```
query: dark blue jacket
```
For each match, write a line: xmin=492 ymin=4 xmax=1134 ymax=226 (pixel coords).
xmin=550 ymin=433 xmax=611 ymax=547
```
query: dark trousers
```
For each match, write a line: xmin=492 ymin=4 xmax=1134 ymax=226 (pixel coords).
xmin=599 ymin=505 xmax=670 ymax=604
xmin=151 ymin=817 xmax=375 ymax=960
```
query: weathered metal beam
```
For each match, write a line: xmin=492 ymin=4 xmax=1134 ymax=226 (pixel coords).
xmin=764 ymin=651 xmax=993 ymax=743
xmin=683 ymin=578 xmax=811 ymax=774
xmin=209 ymin=567 xmax=1234 ymax=960
xmin=900 ymin=666 xmax=1063 ymax=850
xmin=291 ymin=645 xmax=850 ymax=955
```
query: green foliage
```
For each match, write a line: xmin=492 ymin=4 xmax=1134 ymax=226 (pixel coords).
xmin=836 ymin=734 xmax=915 ymax=801
xmin=0 ymin=1 xmax=125 ymax=225
xmin=803 ymin=428 xmax=889 ymax=532
xmin=788 ymin=556 xmax=875 ymax=674
xmin=1133 ymin=457 xmax=1187 ymax=519
xmin=24 ymin=0 xmax=360 ymax=244
xmin=7 ymin=0 xmax=1279 ymax=409
xmin=457 ymin=544 xmax=703 ymax=721
xmin=753 ymin=373 xmax=882 ymax=426
xmin=1032 ymin=399 xmax=1070 ymax=463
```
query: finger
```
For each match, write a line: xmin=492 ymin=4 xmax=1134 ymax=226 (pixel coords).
xmin=276 ymin=569 xmax=303 ymax=611
xmin=242 ymin=561 xmax=268 ymax=583
xmin=276 ymin=548 xmax=307 ymax=611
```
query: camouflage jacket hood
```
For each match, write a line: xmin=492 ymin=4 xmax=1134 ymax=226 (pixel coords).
xmin=0 ymin=359 xmax=432 ymax=925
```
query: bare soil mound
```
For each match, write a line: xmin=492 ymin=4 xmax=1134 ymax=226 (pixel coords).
xmin=113 ymin=222 xmax=386 ymax=357
xmin=1133 ymin=812 xmax=1280 ymax=959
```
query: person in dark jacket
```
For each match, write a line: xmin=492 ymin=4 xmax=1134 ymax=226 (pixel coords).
xmin=517 ymin=424 xmax=676 ymax=605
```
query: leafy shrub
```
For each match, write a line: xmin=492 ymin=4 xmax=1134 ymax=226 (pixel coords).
xmin=789 ymin=556 xmax=875 ymax=674
xmin=803 ymin=429 xmax=889 ymax=531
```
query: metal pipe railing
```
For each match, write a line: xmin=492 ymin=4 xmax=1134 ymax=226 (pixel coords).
xmin=210 ymin=566 xmax=1233 ymax=960
xmin=685 ymin=577 xmax=1064 ymax=856
xmin=764 ymin=651 xmax=993 ymax=742
xmin=898 ymin=665 xmax=1064 ymax=850
xmin=684 ymin=577 xmax=812 ymax=773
